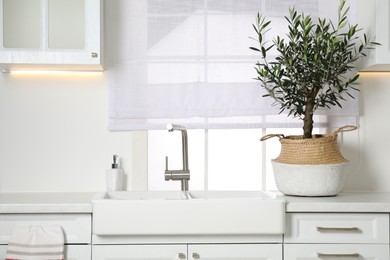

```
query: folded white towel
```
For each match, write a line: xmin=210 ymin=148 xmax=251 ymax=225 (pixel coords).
xmin=6 ymin=225 xmax=64 ymax=260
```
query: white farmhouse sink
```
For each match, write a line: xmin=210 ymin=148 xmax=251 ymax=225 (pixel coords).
xmin=92 ymin=191 xmax=285 ymax=236
xmin=100 ymin=191 xmax=188 ymax=200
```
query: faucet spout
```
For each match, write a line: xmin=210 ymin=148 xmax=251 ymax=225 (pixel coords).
xmin=165 ymin=124 xmax=190 ymax=191
xmin=181 ymin=129 xmax=189 ymax=171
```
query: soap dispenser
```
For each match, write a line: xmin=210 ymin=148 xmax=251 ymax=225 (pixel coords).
xmin=106 ymin=155 xmax=124 ymax=191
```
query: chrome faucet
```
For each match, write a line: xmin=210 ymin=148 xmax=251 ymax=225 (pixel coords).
xmin=165 ymin=124 xmax=190 ymax=191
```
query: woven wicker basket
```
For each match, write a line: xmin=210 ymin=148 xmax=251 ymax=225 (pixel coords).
xmin=261 ymin=126 xmax=357 ymax=165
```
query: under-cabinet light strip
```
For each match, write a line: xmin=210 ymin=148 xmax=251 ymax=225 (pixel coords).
xmin=3 ymin=70 xmax=103 ymax=76
xmin=359 ymin=72 xmax=390 ymax=76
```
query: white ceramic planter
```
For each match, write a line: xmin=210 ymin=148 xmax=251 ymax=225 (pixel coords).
xmin=272 ymin=161 xmax=348 ymax=197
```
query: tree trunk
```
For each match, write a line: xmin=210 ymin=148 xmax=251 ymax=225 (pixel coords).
xmin=303 ymin=98 xmax=315 ymax=139
xmin=303 ymin=87 xmax=321 ymax=139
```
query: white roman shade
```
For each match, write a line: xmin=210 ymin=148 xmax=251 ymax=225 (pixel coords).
xmin=108 ymin=0 xmax=358 ymax=131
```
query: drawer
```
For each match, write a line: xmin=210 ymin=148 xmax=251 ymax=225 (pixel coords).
xmin=284 ymin=244 xmax=390 ymax=260
xmin=285 ymin=213 xmax=389 ymax=244
xmin=0 ymin=244 xmax=91 ymax=260
xmin=0 ymin=214 xmax=91 ymax=244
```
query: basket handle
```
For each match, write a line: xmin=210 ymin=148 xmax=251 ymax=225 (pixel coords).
xmin=333 ymin=125 xmax=357 ymax=136
xmin=260 ymin=134 xmax=284 ymax=141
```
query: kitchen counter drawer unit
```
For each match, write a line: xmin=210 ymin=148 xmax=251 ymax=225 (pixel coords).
xmin=285 ymin=213 xmax=389 ymax=244
xmin=284 ymin=244 xmax=389 ymax=260
xmin=0 ymin=214 xmax=92 ymax=259
xmin=284 ymin=213 xmax=390 ymax=260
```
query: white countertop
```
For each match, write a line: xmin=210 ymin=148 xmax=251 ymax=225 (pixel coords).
xmin=0 ymin=192 xmax=390 ymax=214
xmin=0 ymin=192 xmax=95 ymax=213
xmin=284 ymin=192 xmax=390 ymax=213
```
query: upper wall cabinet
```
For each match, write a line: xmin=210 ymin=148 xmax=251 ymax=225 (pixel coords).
xmin=360 ymin=0 xmax=390 ymax=72
xmin=0 ymin=0 xmax=102 ymax=71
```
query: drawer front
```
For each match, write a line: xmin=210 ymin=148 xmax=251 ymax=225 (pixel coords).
xmin=285 ymin=213 xmax=389 ymax=243
xmin=0 ymin=245 xmax=91 ymax=260
xmin=284 ymin=244 xmax=389 ymax=260
xmin=0 ymin=214 xmax=91 ymax=244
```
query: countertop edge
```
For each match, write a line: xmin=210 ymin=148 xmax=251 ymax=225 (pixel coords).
xmin=283 ymin=192 xmax=390 ymax=213
xmin=1 ymin=192 xmax=390 ymax=214
xmin=286 ymin=202 xmax=390 ymax=213
xmin=0 ymin=192 xmax=95 ymax=213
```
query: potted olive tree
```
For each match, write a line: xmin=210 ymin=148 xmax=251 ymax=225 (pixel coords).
xmin=251 ymin=0 xmax=378 ymax=196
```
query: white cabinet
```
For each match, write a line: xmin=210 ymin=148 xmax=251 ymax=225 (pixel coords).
xmin=284 ymin=213 xmax=390 ymax=260
xmin=0 ymin=0 xmax=102 ymax=71
xmin=285 ymin=213 xmax=389 ymax=244
xmin=360 ymin=0 xmax=390 ymax=71
xmin=93 ymin=245 xmax=188 ymax=260
xmin=285 ymin=244 xmax=389 ymax=260
xmin=92 ymin=244 xmax=282 ymax=260
xmin=0 ymin=213 xmax=92 ymax=260
xmin=188 ymin=244 xmax=282 ymax=260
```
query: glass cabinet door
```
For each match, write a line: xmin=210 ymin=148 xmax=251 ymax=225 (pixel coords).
xmin=48 ymin=0 xmax=85 ymax=49
xmin=2 ymin=0 xmax=86 ymax=50
xmin=3 ymin=0 xmax=41 ymax=48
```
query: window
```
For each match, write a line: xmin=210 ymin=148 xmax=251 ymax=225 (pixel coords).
xmin=107 ymin=0 xmax=359 ymax=191
xmin=148 ymin=125 xmax=328 ymax=191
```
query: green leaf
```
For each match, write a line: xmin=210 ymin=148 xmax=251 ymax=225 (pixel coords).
xmin=349 ymin=74 xmax=359 ymax=83
xmin=338 ymin=0 xmax=346 ymax=13
xmin=261 ymin=20 xmax=271 ymax=30
xmin=258 ymin=32 xmax=262 ymax=43
xmin=261 ymin=46 xmax=267 ymax=58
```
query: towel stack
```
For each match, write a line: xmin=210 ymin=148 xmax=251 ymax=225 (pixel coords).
xmin=5 ymin=225 xmax=64 ymax=260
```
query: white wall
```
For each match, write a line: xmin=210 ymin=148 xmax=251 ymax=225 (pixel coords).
xmin=0 ymin=0 xmax=148 ymax=192
xmin=343 ymin=75 xmax=390 ymax=192
xmin=0 ymin=0 xmax=389 ymax=193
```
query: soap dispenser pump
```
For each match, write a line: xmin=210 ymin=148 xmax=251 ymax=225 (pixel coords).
xmin=106 ymin=155 xmax=124 ymax=191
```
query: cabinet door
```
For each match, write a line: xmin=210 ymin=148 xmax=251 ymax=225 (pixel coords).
xmin=372 ymin=0 xmax=390 ymax=65
xmin=92 ymin=245 xmax=187 ymax=260
xmin=188 ymin=244 xmax=282 ymax=260
xmin=284 ymin=244 xmax=389 ymax=260
xmin=48 ymin=0 xmax=85 ymax=50
xmin=2 ymin=0 xmax=41 ymax=48
xmin=0 ymin=0 xmax=102 ymax=68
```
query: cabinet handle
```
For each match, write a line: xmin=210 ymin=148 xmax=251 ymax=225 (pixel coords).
xmin=177 ymin=253 xmax=186 ymax=260
xmin=192 ymin=252 xmax=200 ymax=259
xmin=316 ymin=226 xmax=360 ymax=232
xmin=317 ymin=252 xmax=360 ymax=258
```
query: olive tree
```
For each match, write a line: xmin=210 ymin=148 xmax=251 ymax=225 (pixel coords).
xmin=251 ymin=0 xmax=378 ymax=138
